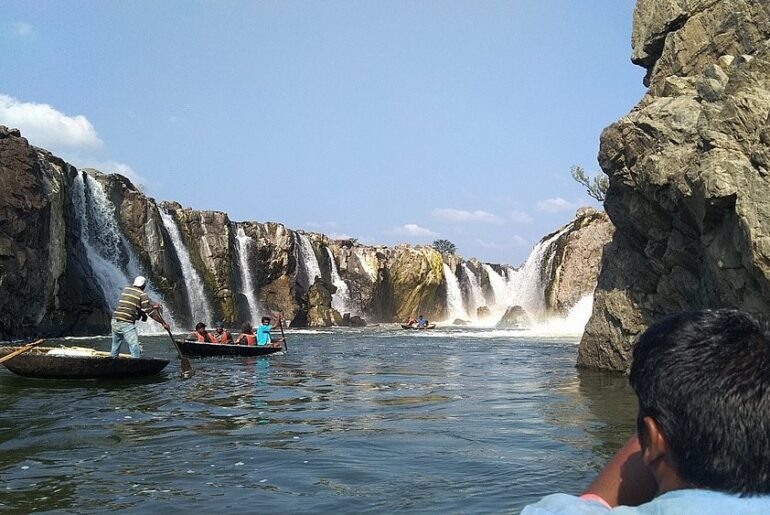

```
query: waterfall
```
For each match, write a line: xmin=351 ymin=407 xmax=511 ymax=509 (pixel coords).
xmin=461 ymin=264 xmax=485 ymax=319
xmin=442 ymin=263 xmax=466 ymax=321
xmin=483 ymin=264 xmax=509 ymax=307
xmin=235 ymin=224 xmax=260 ymax=323
xmin=159 ymin=208 xmax=213 ymax=325
xmin=504 ymin=229 xmax=566 ymax=317
xmin=71 ymin=172 xmax=130 ymax=311
xmin=71 ymin=172 xmax=178 ymax=331
xmin=326 ymin=247 xmax=352 ymax=315
xmin=295 ymin=233 xmax=322 ymax=291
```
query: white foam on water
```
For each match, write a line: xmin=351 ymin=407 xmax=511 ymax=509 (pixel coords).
xmin=411 ymin=294 xmax=594 ymax=341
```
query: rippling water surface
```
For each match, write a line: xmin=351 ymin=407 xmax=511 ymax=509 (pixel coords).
xmin=0 ymin=326 xmax=637 ymax=513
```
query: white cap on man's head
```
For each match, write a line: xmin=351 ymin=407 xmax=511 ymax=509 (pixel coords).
xmin=133 ymin=276 xmax=147 ymax=287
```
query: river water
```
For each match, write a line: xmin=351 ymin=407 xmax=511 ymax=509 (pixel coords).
xmin=0 ymin=326 xmax=637 ymax=513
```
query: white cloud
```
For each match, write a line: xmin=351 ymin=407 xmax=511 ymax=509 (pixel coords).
xmin=535 ymin=197 xmax=580 ymax=213
xmin=13 ymin=22 xmax=33 ymax=37
xmin=391 ymin=224 xmax=437 ymax=237
xmin=432 ymin=208 xmax=503 ymax=223
xmin=0 ymin=94 xmax=103 ymax=150
xmin=475 ymin=236 xmax=529 ymax=249
xmin=509 ymin=210 xmax=534 ymax=224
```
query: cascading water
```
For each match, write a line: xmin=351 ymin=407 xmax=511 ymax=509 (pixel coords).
xmin=483 ymin=264 xmax=509 ymax=307
xmin=159 ymin=208 xmax=213 ymax=325
xmin=235 ymin=224 xmax=260 ymax=323
xmin=71 ymin=173 xmax=130 ymax=311
xmin=295 ymin=233 xmax=322 ymax=292
xmin=71 ymin=172 xmax=177 ymax=331
xmin=461 ymin=264 xmax=485 ymax=319
xmin=504 ymin=229 xmax=567 ymax=318
xmin=442 ymin=263 xmax=466 ymax=321
xmin=326 ymin=247 xmax=352 ymax=315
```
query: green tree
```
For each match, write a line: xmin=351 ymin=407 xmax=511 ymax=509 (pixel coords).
xmin=432 ymin=239 xmax=457 ymax=255
xmin=570 ymin=165 xmax=608 ymax=202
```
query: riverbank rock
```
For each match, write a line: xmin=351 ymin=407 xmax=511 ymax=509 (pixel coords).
xmin=496 ymin=306 xmax=530 ymax=329
xmin=579 ymin=0 xmax=770 ymax=373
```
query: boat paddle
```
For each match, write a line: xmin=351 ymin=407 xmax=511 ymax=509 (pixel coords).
xmin=159 ymin=320 xmax=194 ymax=379
xmin=278 ymin=311 xmax=287 ymax=352
xmin=0 ymin=339 xmax=45 ymax=364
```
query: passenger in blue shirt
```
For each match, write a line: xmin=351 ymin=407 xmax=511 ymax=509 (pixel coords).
xmin=523 ymin=309 xmax=770 ymax=514
xmin=257 ymin=314 xmax=285 ymax=347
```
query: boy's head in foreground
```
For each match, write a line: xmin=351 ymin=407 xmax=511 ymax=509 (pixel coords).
xmin=630 ymin=309 xmax=770 ymax=496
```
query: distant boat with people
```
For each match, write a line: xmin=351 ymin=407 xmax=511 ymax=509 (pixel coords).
xmin=401 ymin=323 xmax=436 ymax=330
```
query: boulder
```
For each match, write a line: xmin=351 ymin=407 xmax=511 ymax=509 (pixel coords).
xmin=342 ymin=313 xmax=367 ymax=327
xmin=496 ymin=306 xmax=531 ymax=329
xmin=476 ymin=306 xmax=492 ymax=319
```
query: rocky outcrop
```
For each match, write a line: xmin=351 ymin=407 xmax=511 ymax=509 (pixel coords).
xmin=0 ymin=128 xmax=108 ymax=339
xmin=545 ymin=208 xmax=615 ymax=314
xmin=579 ymin=0 xmax=770 ymax=372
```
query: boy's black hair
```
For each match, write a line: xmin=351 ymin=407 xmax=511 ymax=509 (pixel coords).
xmin=195 ymin=322 xmax=206 ymax=330
xmin=261 ymin=316 xmax=271 ymax=324
xmin=629 ymin=309 xmax=770 ymax=495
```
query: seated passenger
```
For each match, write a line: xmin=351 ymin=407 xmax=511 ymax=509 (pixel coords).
xmin=416 ymin=315 xmax=428 ymax=328
xmin=186 ymin=322 xmax=216 ymax=343
xmin=213 ymin=321 xmax=233 ymax=344
xmin=522 ymin=309 xmax=770 ymax=513
xmin=257 ymin=314 xmax=285 ymax=347
xmin=235 ymin=322 xmax=257 ymax=346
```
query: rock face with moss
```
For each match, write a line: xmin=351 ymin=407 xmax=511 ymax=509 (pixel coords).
xmin=579 ymin=0 xmax=770 ymax=372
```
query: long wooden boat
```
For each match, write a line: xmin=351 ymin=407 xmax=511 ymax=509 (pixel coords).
xmin=400 ymin=324 xmax=436 ymax=330
xmin=176 ymin=340 xmax=283 ymax=357
xmin=0 ymin=346 xmax=169 ymax=379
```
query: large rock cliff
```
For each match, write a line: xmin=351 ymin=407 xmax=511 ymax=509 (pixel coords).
xmin=578 ymin=0 xmax=770 ymax=372
xmin=0 ymin=124 xmax=612 ymax=338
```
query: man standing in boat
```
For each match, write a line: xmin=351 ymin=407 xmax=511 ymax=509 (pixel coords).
xmin=111 ymin=276 xmax=169 ymax=358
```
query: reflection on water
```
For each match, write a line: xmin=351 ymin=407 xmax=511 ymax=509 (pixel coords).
xmin=0 ymin=328 xmax=637 ymax=513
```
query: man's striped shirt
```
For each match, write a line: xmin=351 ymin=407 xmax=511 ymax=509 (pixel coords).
xmin=112 ymin=286 xmax=157 ymax=323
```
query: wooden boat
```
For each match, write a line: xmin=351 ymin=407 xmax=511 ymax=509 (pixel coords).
xmin=401 ymin=324 xmax=436 ymax=330
xmin=176 ymin=340 xmax=283 ymax=357
xmin=0 ymin=346 xmax=169 ymax=379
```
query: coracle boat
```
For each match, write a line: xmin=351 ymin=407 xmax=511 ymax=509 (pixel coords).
xmin=0 ymin=346 xmax=169 ymax=379
xmin=401 ymin=324 xmax=436 ymax=330
xmin=176 ymin=340 xmax=284 ymax=358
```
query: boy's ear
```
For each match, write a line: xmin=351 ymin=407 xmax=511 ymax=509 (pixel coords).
xmin=641 ymin=416 xmax=667 ymax=467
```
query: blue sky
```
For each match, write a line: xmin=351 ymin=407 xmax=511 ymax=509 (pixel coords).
xmin=1 ymin=1 xmax=645 ymax=265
